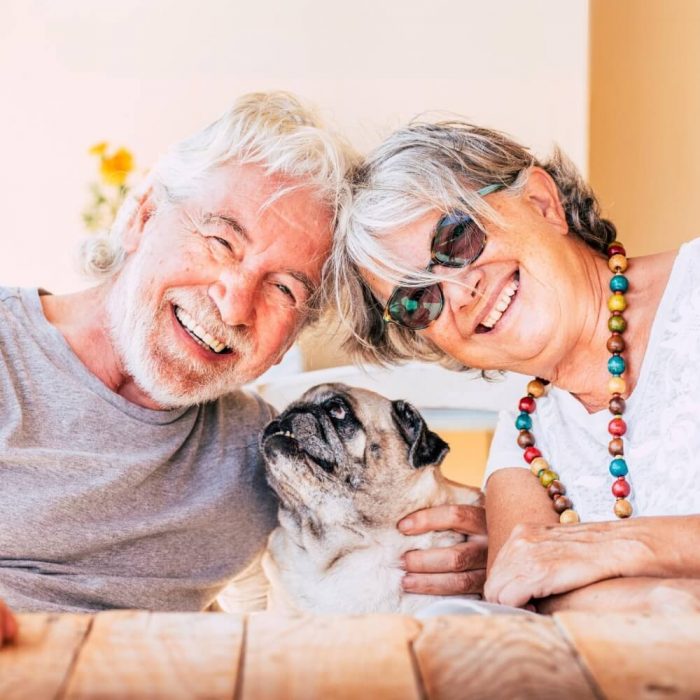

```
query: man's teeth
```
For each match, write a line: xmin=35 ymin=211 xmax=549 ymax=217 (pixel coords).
xmin=481 ymin=277 xmax=519 ymax=329
xmin=174 ymin=307 xmax=229 ymax=353
xmin=272 ymin=430 xmax=295 ymax=439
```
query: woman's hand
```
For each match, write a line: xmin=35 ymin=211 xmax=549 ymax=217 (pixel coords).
xmin=1 ymin=599 xmax=17 ymax=647
xmin=398 ymin=504 xmax=488 ymax=595
xmin=484 ymin=520 xmax=646 ymax=607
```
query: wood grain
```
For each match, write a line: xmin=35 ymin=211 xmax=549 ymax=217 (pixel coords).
xmin=556 ymin=612 xmax=700 ymax=700
xmin=0 ymin=613 xmax=91 ymax=700
xmin=63 ymin=611 xmax=244 ymax=700
xmin=241 ymin=613 xmax=423 ymax=700
xmin=412 ymin=615 xmax=598 ymax=700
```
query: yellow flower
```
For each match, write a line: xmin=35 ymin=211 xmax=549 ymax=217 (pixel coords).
xmin=89 ymin=141 xmax=108 ymax=156
xmin=100 ymin=147 xmax=135 ymax=187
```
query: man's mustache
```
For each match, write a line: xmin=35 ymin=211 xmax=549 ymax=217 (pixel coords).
xmin=165 ymin=288 xmax=253 ymax=354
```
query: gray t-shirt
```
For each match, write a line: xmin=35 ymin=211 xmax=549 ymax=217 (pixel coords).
xmin=0 ymin=287 xmax=278 ymax=612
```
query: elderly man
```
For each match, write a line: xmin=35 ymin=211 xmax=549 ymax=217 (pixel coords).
xmin=0 ymin=92 xmax=351 ymax=642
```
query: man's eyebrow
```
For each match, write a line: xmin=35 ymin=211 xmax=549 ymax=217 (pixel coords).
xmin=207 ymin=213 xmax=250 ymax=242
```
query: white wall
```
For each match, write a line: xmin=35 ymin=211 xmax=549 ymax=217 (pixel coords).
xmin=1 ymin=0 xmax=589 ymax=293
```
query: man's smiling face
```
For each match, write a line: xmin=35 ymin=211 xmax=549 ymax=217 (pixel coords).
xmin=107 ymin=162 xmax=333 ymax=407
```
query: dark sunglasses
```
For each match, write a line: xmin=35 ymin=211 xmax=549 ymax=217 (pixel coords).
xmin=382 ymin=183 xmax=504 ymax=330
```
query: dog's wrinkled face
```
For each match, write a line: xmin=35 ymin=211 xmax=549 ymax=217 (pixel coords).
xmin=260 ymin=383 xmax=449 ymax=526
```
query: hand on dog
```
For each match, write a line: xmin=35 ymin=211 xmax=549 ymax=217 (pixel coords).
xmin=398 ymin=504 xmax=487 ymax=595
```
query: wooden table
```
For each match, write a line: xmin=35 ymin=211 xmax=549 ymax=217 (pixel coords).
xmin=2 ymin=611 xmax=699 ymax=699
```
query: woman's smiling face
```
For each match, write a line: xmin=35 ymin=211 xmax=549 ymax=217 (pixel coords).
xmin=362 ymin=169 xmax=581 ymax=374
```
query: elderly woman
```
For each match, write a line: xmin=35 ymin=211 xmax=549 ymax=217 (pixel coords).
xmin=332 ymin=121 xmax=700 ymax=613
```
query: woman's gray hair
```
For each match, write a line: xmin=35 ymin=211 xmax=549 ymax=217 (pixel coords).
xmin=330 ymin=121 xmax=617 ymax=369
xmin=79 ymin=91 xmax=355 ymax=286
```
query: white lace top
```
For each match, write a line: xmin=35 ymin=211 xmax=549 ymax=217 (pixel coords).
xmin=484 ymin=238 xmax=700 ymax=522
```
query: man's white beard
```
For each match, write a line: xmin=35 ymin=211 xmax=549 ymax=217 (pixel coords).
xmin=106 ymin=253 xmax=255 ymax=409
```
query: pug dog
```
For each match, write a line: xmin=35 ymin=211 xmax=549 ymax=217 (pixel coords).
xmin=259 ymin=383 xmax=482 ymax=614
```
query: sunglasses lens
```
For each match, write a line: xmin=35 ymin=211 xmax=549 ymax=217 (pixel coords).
xmin=432 ymin=214 xmax=485 ymax=267
xmin=387 ymin=284 xmax=443 ymax=330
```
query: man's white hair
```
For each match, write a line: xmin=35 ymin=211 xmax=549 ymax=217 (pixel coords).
xmin=79 ymin=91 xmax=354 ymax=280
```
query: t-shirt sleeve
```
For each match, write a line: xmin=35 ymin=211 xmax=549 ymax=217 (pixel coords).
xmin=483 ymin=409 xmax=528 ymax=489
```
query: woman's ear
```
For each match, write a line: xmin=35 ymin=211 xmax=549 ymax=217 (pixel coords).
xmin=522 ymin=167 xmax=568 ymax=235
xmin=122 ymin=188 xmax=155 ymax=253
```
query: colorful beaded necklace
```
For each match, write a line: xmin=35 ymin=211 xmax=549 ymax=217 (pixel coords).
xmin=514 ymin=241 xmax=633 ymax=523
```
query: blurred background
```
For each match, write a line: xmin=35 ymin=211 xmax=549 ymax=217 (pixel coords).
xmin=2 ymin=0 xmax=698 ymax=484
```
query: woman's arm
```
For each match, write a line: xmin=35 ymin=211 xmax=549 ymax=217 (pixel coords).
xmin=536 ymin=577 xmax=700 ymax=614
xmin=484 ymin=467 xmax=700 ymax=609
xmin=485 ymin=467 xmax=559 ymax=572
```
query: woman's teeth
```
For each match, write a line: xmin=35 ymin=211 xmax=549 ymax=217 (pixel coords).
xmin=481 ymin=276 xmax=519 ymax=330
xmin=174 ymin=306 xmax=230 ymax=354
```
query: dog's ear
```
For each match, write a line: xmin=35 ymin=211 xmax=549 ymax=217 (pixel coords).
xmin=391 ymin=400 xmax=449 ymax=468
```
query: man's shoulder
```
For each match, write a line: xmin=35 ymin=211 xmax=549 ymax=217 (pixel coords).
xmin=211 ymin=388 xmax=277 ymax=431
xmin=0 ymin=286 xmax=23 ymax=313
xmin=0 ymin=287 xmax=33 ymax=348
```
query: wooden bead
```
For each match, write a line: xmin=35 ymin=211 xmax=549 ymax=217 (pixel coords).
xmin=607 ymin=334 xmax=625 ymax=353
xmin=614 ymin=498 xmax=633 ymax=518
xmin=609 ymin=458 xmax=628 ymax=477
xmin=608 ymin=293 xmax=627 ymax=312
xmin=515 ymin=413 xmax=532 ymax=430
xmin=517 ymin=430 xmax=535 ymax=448
xmin=607 ymin=355 xmax=625 ymax=376
xmin=519 ymin=396 xmax=536 ymax=413
xmin=547 ymin=480 xmax=566 ymax=498
xmin=608 ymin=254 xmax=628 ymax=272
xmin=608 ymin=437 xmax=624 ymax=456
xmin=523 ymin=447 xmax=542 ymax=464
xmin=553 ymin=495 xmax=573 ymax=513
xmin=608 ymin=315 xmax=627 ymax=333
xmin=530 ymin=457 xmax=549 ymax=476
xmin=608 ymin=242 xmax=626 ymax=257
xmin=608 ymin=377 xmax=627 ymax=395
xmin=609 ymin=396 xmax=626 ymax=415
xmin=608 ymin=417 xmax=627 ymax=437
xmin=527 ymin=379 xmax=546 ymax=398
xmin=612 ymin=477 xmax=631 ymax=498
xmin=539 ymin=469 xmax=559 ymax=487
xmin=559 ymin=509 xmax=580 ymax=524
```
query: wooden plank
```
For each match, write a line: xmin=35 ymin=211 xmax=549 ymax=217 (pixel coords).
xmin=63 ymin=611 xmax=244 ymax=700
xmin=0 ymin=613 xmax=92 ymax=700
xmin=241 ymin=613 xmax=423 ymax=700
xmin=555 ymin=612 xmax=700 ymax=700
xmin=413 ymin=615 xmax=598 ymax=700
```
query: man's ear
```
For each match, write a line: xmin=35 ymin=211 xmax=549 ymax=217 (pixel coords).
xmin=391 ymin=400 xmax=449 ymax=468
xmin=522 ymin=167 xmax=568 ymax=235
xmin=122 ymin=187 xmax=155 ymax=253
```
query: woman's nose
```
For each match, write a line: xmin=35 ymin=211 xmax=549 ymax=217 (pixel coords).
xmin=442 ymin=267 xmax=484 ymax=315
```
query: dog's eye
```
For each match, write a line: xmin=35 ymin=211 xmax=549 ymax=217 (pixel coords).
xmin=325 ymin=398 xmax=347 ymax=421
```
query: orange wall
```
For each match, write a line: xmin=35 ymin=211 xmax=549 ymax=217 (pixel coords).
xmin=438 ymin=430 xmax=493 ymax=488
xmin=589 ymin=0 xmax=700 ymax=255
